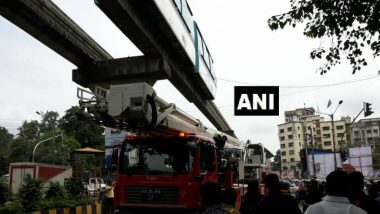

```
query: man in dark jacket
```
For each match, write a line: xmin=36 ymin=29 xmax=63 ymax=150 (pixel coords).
xmin=349 ymin=171 xmax=380 ymax=214
xmin=256 ymin=174 xmax=302 ymax=214
xmin=240 ymin=180 xmax=263 ymax=214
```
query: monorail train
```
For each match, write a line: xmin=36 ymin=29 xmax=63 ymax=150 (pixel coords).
xmin=153 ymin=0 xmax=217 ymax=99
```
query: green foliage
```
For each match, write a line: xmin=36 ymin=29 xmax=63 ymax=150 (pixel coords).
xmin=18 ymin=120 xmax=40 ymax=143
xmin=37 ymin=111 xmax=59 ymax=134
xmin=18 ymin=174 xmax=43 ymax=212
xmin=268 ymin=0 xmax=380 ymax=74
xmin=65 ymin=177 xmax=84 ymax=196
xmin=46 ymin=181 xmax=69 ymax=199
xmin=8 ymin=138 xmax=31 ymax=163
xmin=59 ymin=106 xmax=104 ymax=148
xmin=0 ymin=200 xmax=22 ymax=214
xmin=33 ymin=131 xmax=80 ymax=165
xmin=0 ymin=126 xmax=13 ymax=144
xmin=0 ymin=180 xmax=12 ymax=204
xmin=12 ymin=176 xmax=93 ymax=212
xmin=0 ymin=126 xmax=13 ymax=175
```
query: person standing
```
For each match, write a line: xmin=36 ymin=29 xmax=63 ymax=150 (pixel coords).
xmin=104 ymin=180 xmax=115 ymax=214
xmin=240 ymin=180 xmax=263 ymax=214
xmin=304 ymin=171 xmax=367 ymax=214
xmin=222 ymin=188 xmax=240 ymax=214
xmin=348 ymin=171 xmax=380 ymax=214
xmin=200 ymin=182 xmax=229 ymax=214
xmin=256 ymin=174 xmax=301 ymax=214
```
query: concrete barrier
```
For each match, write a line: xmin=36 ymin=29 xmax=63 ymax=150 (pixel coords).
xmin=29 ymin=203 xmax=101 ymax=214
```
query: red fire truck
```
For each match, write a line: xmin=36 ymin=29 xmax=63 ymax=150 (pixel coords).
xmin=78 ymin=83 xmax=244 ymax=213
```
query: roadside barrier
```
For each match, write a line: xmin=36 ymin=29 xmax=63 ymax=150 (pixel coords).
xmin=28 ymin=203 xmax=101 ymax=214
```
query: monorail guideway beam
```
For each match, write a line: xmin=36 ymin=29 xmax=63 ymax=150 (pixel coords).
xmin=94 ymin=0 xmax=236 ymax=137
xmin=0 ymin=0 xmax=236 ymax=137
xmin=0 ymin=0 xmax=111 ymax=66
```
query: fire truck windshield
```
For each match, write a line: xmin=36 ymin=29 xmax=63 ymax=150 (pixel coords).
xmin=119 ymin=138 xmax=195 ymax=175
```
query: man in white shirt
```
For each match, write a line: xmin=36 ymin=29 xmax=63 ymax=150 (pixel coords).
xmin=305 ymin=170 xmax=367 ymax=214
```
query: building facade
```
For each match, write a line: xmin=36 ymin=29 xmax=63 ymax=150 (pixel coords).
xmin=278 ymin=107 xmax=351 ymax=177
xmin=351 ymin=118 xmax=380 ymax=147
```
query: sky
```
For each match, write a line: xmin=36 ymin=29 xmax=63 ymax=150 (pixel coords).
xmin=0 ymin=0 xmax=379 ymax=154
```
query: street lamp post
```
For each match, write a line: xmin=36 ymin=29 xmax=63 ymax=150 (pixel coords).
xmin=330 ymin=113 xmax=338 ymax=170
xmin=331 ymin=100 xmax=343 ymax=170
xmin=318 ymin=100 xmax=343 ymax=170
xmin=32 ymin=133 xmax=64 ymax=163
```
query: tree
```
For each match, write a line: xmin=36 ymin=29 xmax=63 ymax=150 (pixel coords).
xmin=8 ymin=138 xmax=30 ymax=163
xmin=33 ymin=132 xmax=80 ymax=165
xmin=268 ymin=0 xmax=380 ymax=74
xmin=0 ymin=127 xmax=13 ymax=175
xmin=18 ymin=120 xmax=40 ymax=143
xmin=59 ymin=106 xmax=104 ymax=148
xmin=18 ymin=174 xmax=43 ymax=212
xmin=37 ymin=111 xmax=59 ymax=134
xmin=0 ymin=126 xmax=13 ymax=144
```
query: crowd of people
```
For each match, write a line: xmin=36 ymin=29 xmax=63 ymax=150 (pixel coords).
xmin=200 ymin=171 xmax=380 ymax=214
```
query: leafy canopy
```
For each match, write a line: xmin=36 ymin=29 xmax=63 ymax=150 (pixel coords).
xmin=268 ymin=0 xmax=380 ymax=74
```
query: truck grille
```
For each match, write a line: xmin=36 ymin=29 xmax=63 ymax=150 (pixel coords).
xmin=125 ymin=186 xmax=179 ymax=204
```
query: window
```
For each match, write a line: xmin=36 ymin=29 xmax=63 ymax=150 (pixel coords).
xmin=289 ymin=150 xmax=294 ymax=155
xmin=288 ymin=142 xmax=294 ymax=147
xmin=322 ymin=126 xmax=330 ymax=131
xmin=281 ymin=151 xmax=286 ymax=156
xmin=324 ymin=141 xmax=332 ymax=146
xmin=200 ymin=143 xmax=215 ymax=173
xmin=298 ymin=134 xmax=301 ymax=138
xmin=280 ymin=136 xmax=285 ymax=141
xmin=197 ymin=30 xmax=204 ymax=56
xmin=281 ymin=144 xmax=286 ymax=148
xmin=287 ymin=127 xmax=292 ymax=132
xmin=323 ymin=134 xmax=331 ymax=138
xmin=290 ymin=158 xmax=295 ymax=162
xmin=336 ymin=125 xmax=344 ymax=130
xmin=373 ymin=129 xmax=378 ymax=134
xmin=283 ymin=166 xmax=288 ymax=170
xmin=337 ymin=133 xmax=344 ymax=137
xmin=181 ymin=1 xmax=194 ymax=33
xmin=288 ymin=135 xmax=293 ymax=139
xmin=367 ymin=130 xmax=372 ymax=134
xmin=298 ymin=127 xmax=300 ymax=130
xmin=279 ymin=129 xmax=284 ymax=133
xmin=282 ymin=159 xmax=287 ymax=163
xmin=354 ymin=131 xmax=359 ymax=135
xmin=173 ymin=0 xmax=182 ymax=12
xmin=203 ymin=42 xmax=211 ymax=70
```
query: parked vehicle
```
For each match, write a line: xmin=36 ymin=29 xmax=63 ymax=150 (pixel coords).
xmin=83 ymin=177 xmax=106 ymax=196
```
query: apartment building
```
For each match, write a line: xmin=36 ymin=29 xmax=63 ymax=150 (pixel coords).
xmin=278 ymin=107 xmax=351 ymax=176
xmin=351 ymin=118 xmax=380 ymax=146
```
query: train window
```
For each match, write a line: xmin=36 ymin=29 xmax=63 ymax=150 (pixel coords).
xmin=173 ymin=0 xmax=182 ymax=13
xmin=207 ymin=56 xmax=216 ymax=80
xmin=203 ymin=42 xmax=211 ymax=70
xmin=181 ymin=1 xmax=194 ymax=34
xmin=197 ymin=30 xmax=204 ymax=56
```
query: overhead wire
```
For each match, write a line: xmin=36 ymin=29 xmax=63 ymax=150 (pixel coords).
xmin=217 ymin=73 xmax=379 ymax=88
xmin=196 ymin=72 xmax=380 ymax=111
